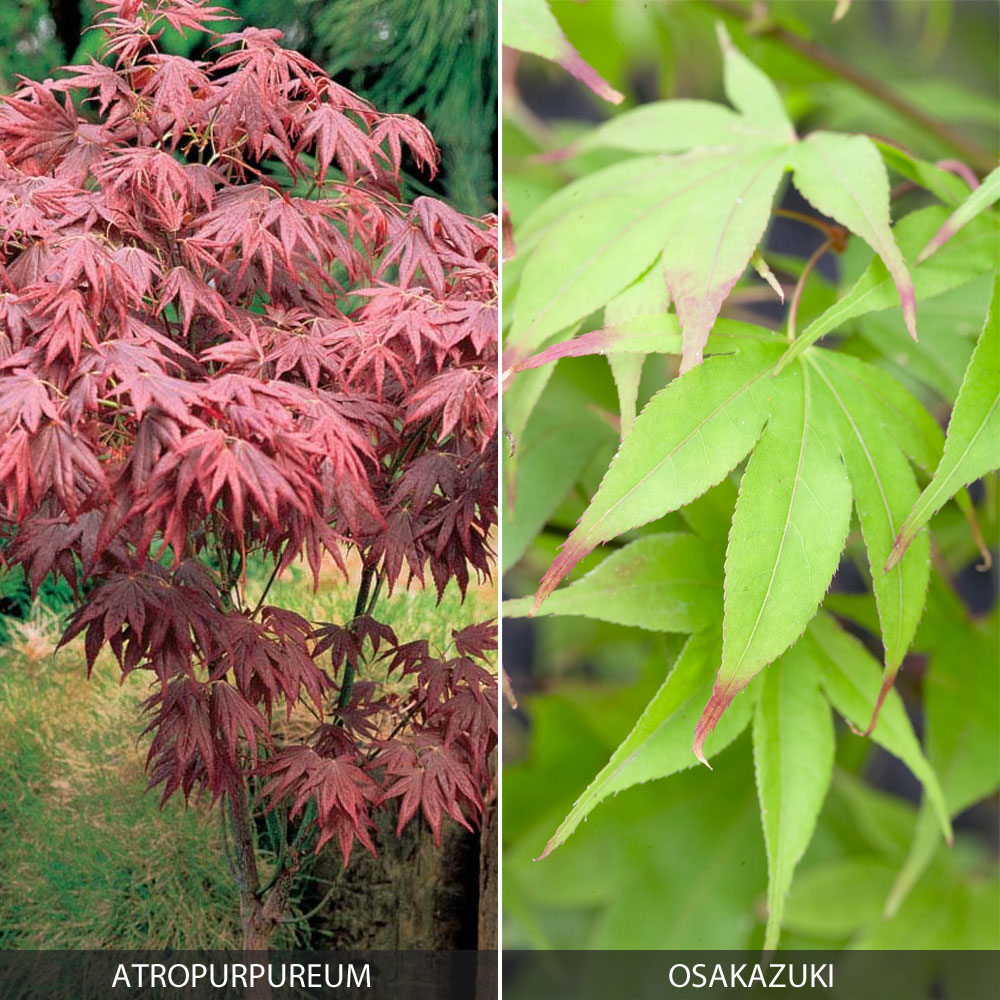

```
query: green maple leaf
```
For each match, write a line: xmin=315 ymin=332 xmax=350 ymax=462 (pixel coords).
xmin=502 ymin=0 xmax=623 ymax=105
xmin=519 ymin=332 xmax=942 ymax=757
xmin=888 ymin=273 xmax=1000 ymax=568
xmin=515 ymin=606 xmax=950 ymax=946
xmin=505 ymin=24 xmax=916 ymax=374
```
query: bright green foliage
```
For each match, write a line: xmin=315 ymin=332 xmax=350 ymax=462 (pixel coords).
xmin=917 ymin=165 xmax=1000 ymax=262
xmin=603 ymin=267 xmax=671 ymax=438
xmin=528 ymin=343 xmax=781 ymax=614
xmin=884 ymin=576 xmax=1000 ymax=918
xmin=889 ymin=276 xmax=1000 ymax=567
xmin=779 ymin=203 xmax=997 ymax=367
xmin=789 ymin=132 xmax=916 ymax=339
xmin=523 ymin=337 xmax=946 ymax=757
xmin=508 ymin=28 xmax=794 ymax=370
xmin=752 ymin=649 xmax=834 ymax=950
xmin=505 ymin=2 xmax=998 ymax=953
xmin=505 ymin=533 xmax=721 ymax=632
xmin=501 ymin=381 xmax=613 ymax=573
xmin=801 ymin=613 xmax=949 ymax=841
xmin=506 ymin=28 xmax=925 ymax=374
xmin=709 ymin=361 xmax=851 ymax=761
xmin=808 ymin=353 xmax=930 ymax=720
xmin=535 ymin=629 xmax=758 ymax=862
xmin=502 ymin=0 xmax=623 ymax=105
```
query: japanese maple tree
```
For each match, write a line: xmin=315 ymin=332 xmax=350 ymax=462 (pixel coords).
xmin=0 ymin=0 xmax=497 ymax=949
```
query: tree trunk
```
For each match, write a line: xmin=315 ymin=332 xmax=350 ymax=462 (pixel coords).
xmin=228 ymin=779 xmax=297 ymax=953
xmin=475 ymin=790 xmax=499 ymax=1000
xmin=478 ymin=794 xmax=498 ymax=949
xmin=241 ymin=908 xmax=273 ymax=952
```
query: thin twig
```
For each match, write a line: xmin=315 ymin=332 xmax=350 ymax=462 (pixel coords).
xmin=250 ymin=558 xmax=283 ymax=618
xmin=772 ymin=208 xmax=838 ymax=240
xmin=371 ymin=695 xmax=428 ymax=757
xmin=702 ymin=0 xmax=995 ymax=174
xmin=786 ymin=238 xmax=833 ymax=342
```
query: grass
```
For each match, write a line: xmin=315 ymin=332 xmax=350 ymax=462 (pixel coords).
xmin=0 ymin=639 xmax=246 ymax=948
xmin=0 ymin=551 xmax=495 ymax=948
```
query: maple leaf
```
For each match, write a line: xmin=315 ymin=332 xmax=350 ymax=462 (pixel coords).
xmin=18 ymin=286 xmax=100 ymax=365
xmin=0 ymin=81 xmax=80 ymax=173
xmin=0 ymin=420 xmax=107 ymax=517
xmin=392 ymin=451 xmax=460 ymax=514
xmin=143 ymin=673 xmax=239 ymax=804
xmin=144 ymin=426 xmax=317 ymax=545
xmin=158 ymin=266 xmax=236 ymax=335
xmin=502 ymin=0 xmax=624 ymax=105
xmin=0 ymin=370 xmax=60 ymax=434
xmin=521 ymin=332 xmax=941 ymax=758
xmin=379 ymin=212 xmax=448 ymax=295
xmin=108 ymin=369 xmax=204 ymax=424
xmin=506 ymin=26 xmax=914 ymax=372
xmin=213 ymin=609 xmax=327 ymax=717
xmin=405 ymin=368 xmax=495 ymax=442
xmin=451 ymin=621 xmax=498 ymax=661
xmin=53 ymin=59 xmax=132 ymax=117
xmin=5 ymin=514 xmax=88 ymax=594
xmin=59 ymin=562 xmax=225 ymax=676
xmin=371 ymin=115 xmax=438 ymax=179
xmin=888 ymin=276 xmax=999 ymax=572
xmin=377 ymin=730 xmax=483 ymax=845
xmin=312 ymin=615 xmax=397 ymax=674
xmin=296 ymin=102 xmax=382 ymax=183
xmin=436 ymin=684 xmax=499 ymax=770
xmin=257 ymin=745 xmax=380 ymax=863
xmin=138 ymin=54 xmax=215 ymax=145
xmin=364 ymin=509 xmax=424 ymax=592
xmin=210 ymin=679 xmax=270 ymax=764
xmin=93 ymin=148 xmax=217 ymax=233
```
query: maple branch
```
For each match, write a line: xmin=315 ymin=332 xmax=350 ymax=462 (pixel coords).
xmin=289 ymin=800 xmax=318 ymax=853
xmin=254 ymin=789 xmax=290 ymax=895
xmin=213 ymin=519 xmax=238 ymax=611
xmin=702 ymin=0 xmax=995 ymax=175
xmin=365 ymin=573 xmax=384 ymax=616
xmin=786 ymin=237 xmax=833 ymax=343
xmin=374 ymin=694 xmax=428 ymax=755
xmin=336 ymin=563 xmax=377 ymax=712
xmin=251 ymin=558 xmax=284 ymax=618
xmin=771 ymin=208 xmax=846 ymax=247
xmin=220 ymin=804 xmax=239 ymax=884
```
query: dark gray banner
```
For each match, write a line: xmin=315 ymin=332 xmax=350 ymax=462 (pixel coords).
xmin=0 ymin=951 xmax=495 ymax=1000
xmin=502 ymin=951 xmax=1000 ymax=1000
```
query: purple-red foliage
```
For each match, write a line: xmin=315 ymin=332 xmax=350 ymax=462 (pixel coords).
xmin=0 ymin=0 xmax=497 ymax=864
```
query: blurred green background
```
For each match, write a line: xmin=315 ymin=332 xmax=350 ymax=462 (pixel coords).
xmin=502 ymin=0 xmax=998 ymax=951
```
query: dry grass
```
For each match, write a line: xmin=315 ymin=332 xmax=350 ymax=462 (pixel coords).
xmin=0 ymin=630 xmax=248 ymax=948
